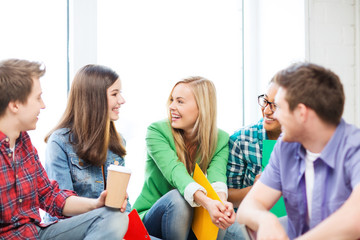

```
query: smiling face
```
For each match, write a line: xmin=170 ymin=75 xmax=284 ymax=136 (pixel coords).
xmin=16 ymin=77 xmax=45 ymax=131
xmin=274 ymin=87 xmax=302 ymax=142
xmin=169 ymin=83 xmax=199 ymax=136
xmin=261 ymin=83 xmax=281 ymax=139
xmin=107 ymin=78 xmax=125 ymax=121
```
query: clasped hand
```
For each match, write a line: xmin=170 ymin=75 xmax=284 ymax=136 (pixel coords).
xmin=206 ymin=199 xmax=236 ymax=229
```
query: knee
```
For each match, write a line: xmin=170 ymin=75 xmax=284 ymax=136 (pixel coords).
xmin=166 ymin=190 xmax=193 ymax=220
xmin=100 ymin=208 xmax=129 ymax=238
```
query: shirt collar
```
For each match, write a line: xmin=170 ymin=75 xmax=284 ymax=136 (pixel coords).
xmin=296 ymin=119 xmax=345 ymax=169
xmin=0 ymin=131 xmax=10 ymax=148
xmin=0 ymin=131 xmax=26 ymax=149
xmin=319 ymin=119 xmax=345 ymax=169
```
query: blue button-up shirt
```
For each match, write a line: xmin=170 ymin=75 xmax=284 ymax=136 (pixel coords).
xmin=261 ymin=119 xmax=360 ymax=239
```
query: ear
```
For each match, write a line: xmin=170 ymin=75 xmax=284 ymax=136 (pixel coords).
xmin=7 ymin=101 xmax=20 ymax=114
xmin=294 ymin=103 xmax=308 ymax=123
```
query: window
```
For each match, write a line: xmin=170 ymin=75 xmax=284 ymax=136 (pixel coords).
xmin=96 ymin=0 xmax=243 ymax=201
xmin=0 ymin=0 xmax=68 ymax=163
xmin=1 ymin=0 xmax=305 ymax=205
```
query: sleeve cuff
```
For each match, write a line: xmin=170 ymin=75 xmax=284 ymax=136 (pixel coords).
xmin=211 ymin=181 xmax=228 ymax=199
xmin=184 ymin=182 xmax=207 ymax=207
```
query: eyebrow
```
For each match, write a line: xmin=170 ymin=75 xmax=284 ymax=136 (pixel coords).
xmin=173 ymin=96 xmax=185 ymax=100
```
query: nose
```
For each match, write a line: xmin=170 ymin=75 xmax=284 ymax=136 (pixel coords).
xmin=41 ymin=98 xmax=46 ymax=109
xmin=118 ymin=94 xmax=125 ymax=105
xmin=264 ymin=104 xmax=273 ymax=115
xmin=169 ymin=101 xmax=176 ymax=110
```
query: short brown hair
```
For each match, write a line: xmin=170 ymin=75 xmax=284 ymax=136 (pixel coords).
xmin=274 ymin=62 xmax=344 ymax=125
xmin=0 ymin=59 xmax=45 ymax=117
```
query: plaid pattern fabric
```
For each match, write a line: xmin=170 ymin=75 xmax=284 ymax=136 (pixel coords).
xmin=226 ymin=119 xmax=267 ymax=189
xmin=0 ymin=131 xmax=76 ymax=240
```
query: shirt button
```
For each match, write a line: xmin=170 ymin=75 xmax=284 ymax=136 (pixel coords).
xmin=16 ymin=175 xmax=18 ymax=178
xmin=19 ymin=199 xmax=23 ymax=203
xmin=8 ymin=153 xmax=12 ymax=157
xmin=5 ymin=138 xmax=9 ymax=142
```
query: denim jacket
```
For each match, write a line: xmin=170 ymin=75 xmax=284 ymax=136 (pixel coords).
xmin=44 ymin=128 xmax=131 ymax=222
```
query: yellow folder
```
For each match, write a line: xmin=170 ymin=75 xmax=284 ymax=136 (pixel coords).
xmin=191 ymin=163 xmax=222 ymax=240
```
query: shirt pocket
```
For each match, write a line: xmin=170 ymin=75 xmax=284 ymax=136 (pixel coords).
xmin=69 ymin=154 xmax=92 ymax=182
xmin=282 ymin=189 xmax=303 ymax=234
xmin=282 ymin=189 xmax=305 ymax=221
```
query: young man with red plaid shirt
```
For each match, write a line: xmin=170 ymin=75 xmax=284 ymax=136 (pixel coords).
xmin=0 ymin=59 xmax=129 ymax=240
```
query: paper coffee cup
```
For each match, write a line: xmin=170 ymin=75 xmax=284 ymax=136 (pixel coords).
xmin=105 ymin=165 xmax=131 ymax=208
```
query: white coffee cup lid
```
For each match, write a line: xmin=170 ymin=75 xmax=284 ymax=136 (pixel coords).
xmin=108 ymin=164 xmax=132 ymax=174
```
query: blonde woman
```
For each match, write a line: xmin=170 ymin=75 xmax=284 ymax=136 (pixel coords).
xmin=133 ymin=77 xmax=235 ymax=240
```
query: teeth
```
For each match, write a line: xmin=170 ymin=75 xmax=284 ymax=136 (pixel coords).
xmin=265 ymin=117 xmax=274 ymax=121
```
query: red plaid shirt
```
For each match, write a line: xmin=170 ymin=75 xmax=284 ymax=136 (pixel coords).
xmin=0 ymin=131 xmax=76 ymax=240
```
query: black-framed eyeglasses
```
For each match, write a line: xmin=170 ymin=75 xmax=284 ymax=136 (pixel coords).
xmin=257 ymin=94 xmax=277 ymax=112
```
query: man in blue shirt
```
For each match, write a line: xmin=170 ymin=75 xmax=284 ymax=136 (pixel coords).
xmin=237 ymin=62 xmax=360 ymax=239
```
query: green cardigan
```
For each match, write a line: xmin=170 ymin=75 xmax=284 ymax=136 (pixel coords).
xmin=132 ymin=119 xmax=229 ymax=219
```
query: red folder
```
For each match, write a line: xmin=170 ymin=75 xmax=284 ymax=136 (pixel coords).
xmin=123 ymin=209 xmax=151 ymax=240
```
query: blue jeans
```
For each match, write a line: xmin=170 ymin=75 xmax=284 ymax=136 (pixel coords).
xmin=223 ymin=222 xmax=247 ymax=240
xmin=37 ymin=207 xmax=128 ymax=240
xmin=143 ymin=190 xmax=193 ymax=240
xmin=143 ymin=189 xmax=226 ymax=240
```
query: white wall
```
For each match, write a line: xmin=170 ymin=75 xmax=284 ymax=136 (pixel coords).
xmin=243 ymin=0 xmax=306 ymax=126
xmin=306 ymin=0 xmax=360 ymax=126
xmin=244 ymin=0 xmax=359 ymax=127
xmin=95 ymin=0 xmax=244 ymax=203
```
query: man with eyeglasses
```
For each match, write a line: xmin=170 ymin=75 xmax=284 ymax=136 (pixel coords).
xmin=224 ymin=78 xmax=282 ymax=239
xmin=237 ymin=63 xmax=360 ymax=239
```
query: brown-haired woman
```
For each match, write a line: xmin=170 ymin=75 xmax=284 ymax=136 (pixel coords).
xmin=43 ymin=64 xmax=129 ymax=222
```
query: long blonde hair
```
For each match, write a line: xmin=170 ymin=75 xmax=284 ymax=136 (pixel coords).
xmin=167 ymin=76 xmax=218 ymax=174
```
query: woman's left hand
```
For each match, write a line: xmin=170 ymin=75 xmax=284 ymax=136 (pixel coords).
xmin=216 ymin=200 xmax=236 ymax=229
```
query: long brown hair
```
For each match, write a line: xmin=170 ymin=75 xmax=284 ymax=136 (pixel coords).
xmin=45 ymin=64 xmax=126 ymax=166
xmin=167 ymin=76 xmax=218 ymax=174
